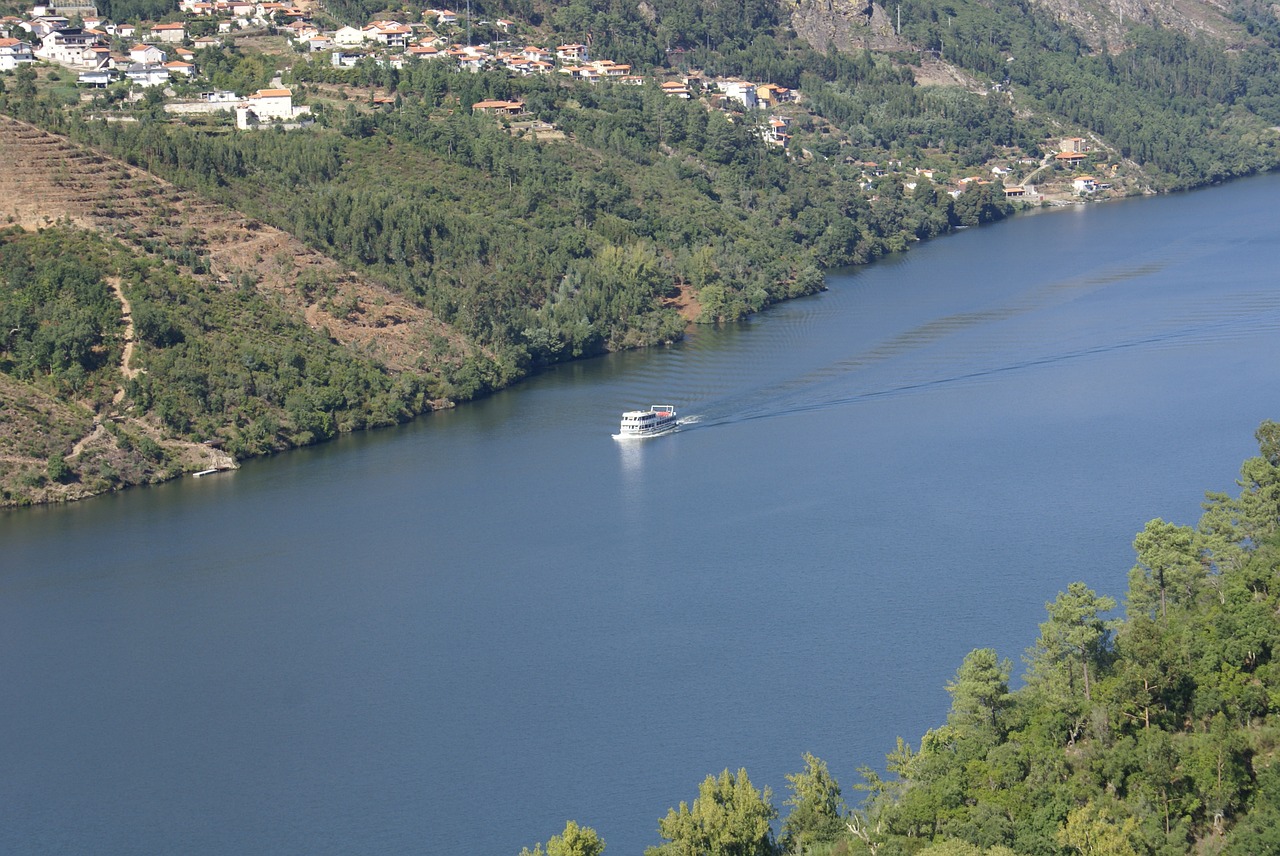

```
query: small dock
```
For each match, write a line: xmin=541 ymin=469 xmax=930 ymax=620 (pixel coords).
xmin=192 ymin=466 xmax=232 ymax=478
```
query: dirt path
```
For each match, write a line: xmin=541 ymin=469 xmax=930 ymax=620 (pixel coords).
xmin=69 ymin=422 xmax=105 ymax=459
xmin=69 ymin=277 xmax=140 ymax=458
xmin=108 ymin=276 xmax=140 ymax=402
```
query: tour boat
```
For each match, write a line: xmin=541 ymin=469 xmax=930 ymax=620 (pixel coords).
xmin=614 ymin=405 xmax=679 ymax=439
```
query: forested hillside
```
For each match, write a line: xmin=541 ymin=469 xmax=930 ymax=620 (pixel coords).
xmin=5 ymin=0 xmax=1280 ymax=506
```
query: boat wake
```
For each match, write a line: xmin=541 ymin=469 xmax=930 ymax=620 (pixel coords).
xmin=676 ymin=300 xmax=1280 ymax=433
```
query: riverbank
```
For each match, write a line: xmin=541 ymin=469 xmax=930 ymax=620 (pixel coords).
xmin=0 ymin=112 xmax=1241 ymax=508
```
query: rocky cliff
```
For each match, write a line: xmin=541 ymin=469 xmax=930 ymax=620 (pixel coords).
xmin=788 ymin=0 xmax=1250 ymax=56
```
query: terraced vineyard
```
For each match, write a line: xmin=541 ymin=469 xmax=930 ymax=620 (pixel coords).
xmin=0 ymin=115 xmax=470 ymax=506
xmin=0 ymin=114 xmax=458 ymax=372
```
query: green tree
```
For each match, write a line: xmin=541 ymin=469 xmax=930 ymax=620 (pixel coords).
xmin=520 ymin=820 xmax=606 ymax=856
xmin=945 ymin=648 xmax=1012 ymax=738
xmin=1234 ymin=421 xmax=1280 ymax=543
xmin=1056 ymin=798 xmax=1141 ymax=856
xmin=1028 ymin=582 xmax=1116 ymax=702
xmin=780 ymin=753 xmax=845 ymax=852
xmin=46 ymin=455 xmax=72 ymax=483
xmin=1187 ymin=713 xmax=1251 ymax=832
xmin=1127 ymin=518 xmax=1199 ymax=620
xmin=648 ymin=768 xmax=777 ymax=856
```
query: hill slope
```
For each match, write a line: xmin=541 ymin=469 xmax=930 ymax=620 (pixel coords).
xmin=0 ymin=115 xmax=479 ymax=506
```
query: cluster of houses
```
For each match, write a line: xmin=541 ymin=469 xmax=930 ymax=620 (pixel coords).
xmin=0 ymin=3 xmax=1110 ymax=191
xmin=899 ymin=137 xmax=1105 ymax=201
xmin=0 ymin=0 xmax=316 ymax=128
xmin=2 ymin=4 xmax=212 ymax=86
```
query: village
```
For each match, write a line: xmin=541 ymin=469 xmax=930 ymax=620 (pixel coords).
xmin=1 ymin=1 xmax=1121 ymax=200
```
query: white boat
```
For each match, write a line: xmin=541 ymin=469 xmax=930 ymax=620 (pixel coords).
xmin=614 ymin=405 xmax=679 ymax=439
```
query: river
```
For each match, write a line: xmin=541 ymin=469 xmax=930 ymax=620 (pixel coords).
xmin=3 ymin=175 xmax=1279 ymax=855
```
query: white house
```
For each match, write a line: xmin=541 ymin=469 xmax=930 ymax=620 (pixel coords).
xmin=716 ymin=79 xmax=758 ymax=109
xmin=1072 ymin=176 xmax=1097 ymax=194
xmin=128 ymin=43 xmax=164 ymax=64
xmin=77 ymin=67 xmax=116 ymax=85
xmin=365 ymin=21 xmax=411 ymax=48
xmin=0 ymin=37 xmax=36 ymax=70
xmin=124 ymin=63 xmax=169 ymax=85
xmin=235 ymin=87 xmax=311 ymax=128
xmin=556 ymin=43 xmax=587 ymax=62
xmin=332 ymin=25 xmax=366 ymax=46
xmin=28 ymin=16 xmax=70 ymax=38
xmin=36 ymin=27 xmax=102 ymax=66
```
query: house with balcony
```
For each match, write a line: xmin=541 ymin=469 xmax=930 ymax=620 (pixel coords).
xmin=0 ymin=37 xmax=36 ymax=70
xmin=36 ymin=27 xmax=104 ymax=67
xmin=556 ymin=43 xmax=587 ymax=62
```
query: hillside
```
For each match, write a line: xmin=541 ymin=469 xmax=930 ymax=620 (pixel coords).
xmin=788 ymin=0 xmax=1249 ymax=59
xmin=0 ymin=115 xmax=480 ymax=505
xmin=5 ymin=0 xmax=1280 ymax=506
xmin=0 ymin=115 xmax=455 ymax=373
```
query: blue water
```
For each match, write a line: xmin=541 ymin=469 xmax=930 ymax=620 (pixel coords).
xmin=3 ymin=176 xmax=1279 ymax=854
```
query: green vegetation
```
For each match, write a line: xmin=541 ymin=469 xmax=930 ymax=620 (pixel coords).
xmin=520 ymin=821 xmax=607 ymax=856
xmin=11 ymin=59 xmax=1009 ymax=375
xmin=0 ymin=225 xmax=441 ymax=504
xmin=6 ymin=0 xmax=1280 ymax=511
xmin=649 ymin=768 xmax=779 ymax=856
xmin=0 ymin=226 xmax=125 ymax=408
xmin=893 ymin=0 xmax=1280 ymax=188
xmin=4 ymin=23 xmax=1027 ymax=382
xmin=120 ymin=247 xmax=432 ymax=454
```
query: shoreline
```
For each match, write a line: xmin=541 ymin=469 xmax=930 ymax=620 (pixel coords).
xmin=0 ymin=114 xmax=1261 ymax=509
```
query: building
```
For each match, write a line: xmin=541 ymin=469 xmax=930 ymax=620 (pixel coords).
xmin=756 ymin=83 xmax=793 ymax=106
xmin=0 ymin=37 xmax=36 ymax=70
xmin=151 ymin=21 xmax=186 ymax=42
xmin=471 ymin=98 xmax=524 ymax=115
xmin=77 ymin=67 xmax=116 ymax=85
xmin=124 ymin=62 xmax=169 ymax=85
xmin=364 ymin=21 xmax=411 ymax=49
xmin=556 ymin=43 xmax=587 ymax=62
xmin=36 ymin=27 xmax=103 ymax=67
xmin=128 ymin=43 xmax=165 ymax=64
xmin=235 ymin=87 xmax=311 ymax=128
xmin=332 ymin=25 xmax=365 ymax=45
xmin=716 ymin=78 xmax=758 ymax=109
